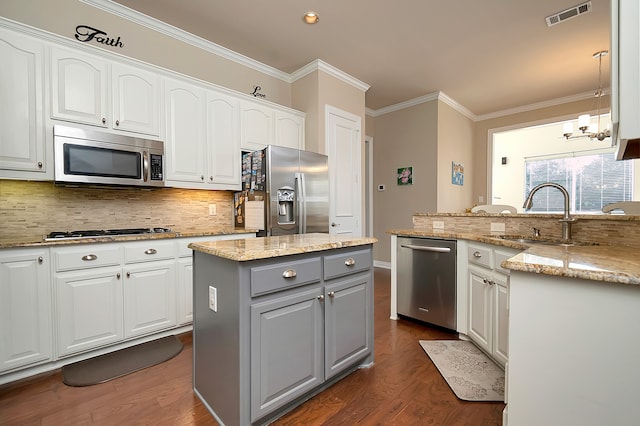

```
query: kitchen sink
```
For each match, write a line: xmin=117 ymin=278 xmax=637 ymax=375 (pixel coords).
xmin=487 ymin=234 xmax=599 ymax=247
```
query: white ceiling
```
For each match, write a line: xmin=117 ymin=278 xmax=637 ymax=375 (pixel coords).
xmin=111 ymin=0 xmax=611 ymax=116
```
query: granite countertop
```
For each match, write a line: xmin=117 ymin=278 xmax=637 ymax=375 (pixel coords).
xmin=388 ymin=228 xmax=640 ymax=286
xmin=411 ymin=212 xmax=640 ymax=221
xmin=0 ymin=228 xmax=256 ymax=249
xmin=189 ymin=233 xmax=378 ymax=261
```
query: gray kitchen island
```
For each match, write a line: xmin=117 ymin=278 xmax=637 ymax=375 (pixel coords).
xmin=189 ymin=233 xmax=377 ymax=426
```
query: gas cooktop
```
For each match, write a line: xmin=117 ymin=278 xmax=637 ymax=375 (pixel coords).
xmin=44 ymin=227 xmax=173 ymax=241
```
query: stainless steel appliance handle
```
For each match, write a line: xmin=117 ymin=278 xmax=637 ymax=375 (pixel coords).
xmin=400 ymin=244 xmax=451 ymax=253
xmin=295 ymin=172 xmax=306 ymax=233
xmin=142 ymin=151 xmax=149 ymax=182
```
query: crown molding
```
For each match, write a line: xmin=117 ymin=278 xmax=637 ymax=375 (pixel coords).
xmin=367 ymin=92 xmax=440 ymax=117
xmin=291 ymin=59 xmax=370 ymax=92
xmin=80 ymin=0 xmax=290 ymax=82
xmin=367 ymin=89 xmax=607 ymax=121
xmin=474 ymin=90 xmax=606 ymax=121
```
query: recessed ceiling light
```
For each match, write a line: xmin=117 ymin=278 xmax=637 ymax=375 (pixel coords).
xmin=303 ymin=12 xmax=319 ymax=24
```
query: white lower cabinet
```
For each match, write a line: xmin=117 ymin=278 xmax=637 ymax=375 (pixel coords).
xmin=123 ymin=240 xmax=177 ymax=338
xmin=0 ymin=248 xmax=52 ymax=373
xmin=53 ymin=240 xmax=176 ymax=357
xmin=55 ymin=266 xmax=124 ymax=357
xmin=467 ymin=243 xmax=517 ymax=367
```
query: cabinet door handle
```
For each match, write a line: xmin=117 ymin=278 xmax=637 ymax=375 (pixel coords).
xmin=282 ymin=269 xmax=297 ymax=278
xmin=201 ymin=175 xmax=205 ymax=181
xmin=116 ymin=272 xmax=121 ymax=279
xmin=126 ymin=271 xmax=130 ymax=278
xmin=344 ymin=257 xmax=355 ymax=266
xmin=37 ymin=162 xmax=43 ymax=168
xmin=115 ymin=119 xmax=120 ymax=126
xmin=144 ymin=248 xmax=157 ymax=255
xmin=82 ymin=254 xmax=98 ymax=261
xmin=317 ymin=294 xmax=325 ymax=301
xmin=38 ymin=256 xmax=44 ymax=264
xmin=473 ymin=251 xmax=482 ymax=258
xmin=328 ymin=291 xmax=335 ymax=298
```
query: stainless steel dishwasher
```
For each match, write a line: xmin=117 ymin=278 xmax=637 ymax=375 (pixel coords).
xmin=397 ymin=237 xmax=456 ymax=330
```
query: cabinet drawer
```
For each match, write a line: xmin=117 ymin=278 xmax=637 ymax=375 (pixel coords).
xmin=124 ymin=240 xmax=176 ymax=264
xmin=251 ymin=257 xmax=321 ymax=297
xmin=53 ymin=245 xmax=122 ymax=272
xmin=494 ymin=249 xmax=516 ymax=274
xmin=467 ymin=245 xmax=493 ymax=269
xmin=323 ymin=249 xmax=372 ymax=280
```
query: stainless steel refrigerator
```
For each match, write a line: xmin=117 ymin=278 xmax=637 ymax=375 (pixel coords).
xmin=234 ymin=145 xmax=329 ymax=236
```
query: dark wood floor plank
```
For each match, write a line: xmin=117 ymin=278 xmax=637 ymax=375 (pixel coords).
xmin=0 ymin=268 xmax=504 ymax=425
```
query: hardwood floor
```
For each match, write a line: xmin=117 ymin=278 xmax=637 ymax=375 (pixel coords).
xmin=0 ymin=268 xmax=504 ymax=425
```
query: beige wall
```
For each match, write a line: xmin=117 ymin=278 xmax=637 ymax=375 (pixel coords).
xmin=437 ymin=101 xmax=475 ymax=212
xmin=291 ymin=72 xmax=320 ymax=151
xmin=1 ymin=0 xmax=292 ymax=106
xmin=371 ymin=100 xmax=438 ymax=263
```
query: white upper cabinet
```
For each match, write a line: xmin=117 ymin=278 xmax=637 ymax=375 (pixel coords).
xmin=275 ymin=110 xmax=305 ymax=150
xmin=111 ymin=63 xmax=160 ymax=135
xmin=50 ymin=47 xmax=159 ymax=136
xmin=50 ymin=47 xmax=108 ymax=128
xmin=164 ymin=77 xmax=241 ymax=190
xmin=206 ymin=91 xmax=241 ymax=188
xmin=164 ymin=77 xmax=207 ymax=185
xmin=241 ymin=100 xmax=274 ymax=151
xmin=611 ymin=0 xmax=640 ymax=159
xmin=0 ymin=28 xmax=47 ymax=178
xmin=241 ymin=99 xmax=305 ymax=152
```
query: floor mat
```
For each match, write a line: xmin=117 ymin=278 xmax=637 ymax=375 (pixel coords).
xmin=62 ymin=335 xmax=183 ymax=386
xmin=419 ymin=340 xmax=504 ymax=402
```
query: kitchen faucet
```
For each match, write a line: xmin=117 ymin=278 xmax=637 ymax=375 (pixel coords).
xmin=523 ymin=182 xmax=577 ymax=241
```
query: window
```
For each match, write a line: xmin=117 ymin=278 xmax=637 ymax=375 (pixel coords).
xmin=525 ymin=151 xmax=634 ymax=213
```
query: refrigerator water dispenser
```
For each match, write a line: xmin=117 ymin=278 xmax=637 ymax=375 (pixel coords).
xmin=277 ymin=187 xmax=295 ymax=224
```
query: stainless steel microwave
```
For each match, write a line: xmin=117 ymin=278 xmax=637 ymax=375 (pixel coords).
xmin=54 ymin=125 xmax=164 ymax=187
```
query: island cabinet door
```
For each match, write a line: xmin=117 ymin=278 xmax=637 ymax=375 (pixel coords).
xmin=250 ymin=287 xmax=324 ymax=423
xmin=324 ymin=271 xmax=372 ymax=380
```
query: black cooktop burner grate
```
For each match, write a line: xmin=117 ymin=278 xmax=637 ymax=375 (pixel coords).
xmin=45 ymin=227 xmax=172 ymax=240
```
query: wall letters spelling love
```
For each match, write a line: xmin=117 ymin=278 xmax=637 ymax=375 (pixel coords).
xmin=75 ymin=25 xmax=124 ymax=49
xmin=250 ymin=85 xmax=266 ymax=98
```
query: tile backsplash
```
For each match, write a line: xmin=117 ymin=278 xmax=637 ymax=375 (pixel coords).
xmin=0 ymin=180 xmax=235 ymax=243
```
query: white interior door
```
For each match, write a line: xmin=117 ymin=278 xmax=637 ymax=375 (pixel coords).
xmin=326 ymin=105 xmax=362 ymax=236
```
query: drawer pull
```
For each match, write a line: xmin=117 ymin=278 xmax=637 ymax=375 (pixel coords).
xmin=317 ymin=294 xmax=325 ymax=301
xmin=82 ymin=254 xmax=98 ymax=261
xmin=282 ymin=269 xmax=297 ymax=278
xmin=328 ymin=291 xmax=335 ymax=298
xmin=344 ymin=257 xmax=356 ymax=266
xmin=144 ymin=248 xmax=157 ymax=255
xmin=473 ymin=251 xmax=482 ymax=258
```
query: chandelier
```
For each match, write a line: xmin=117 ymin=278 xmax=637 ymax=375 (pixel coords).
xmin=562 ymin=50 xmax=611 ymax=141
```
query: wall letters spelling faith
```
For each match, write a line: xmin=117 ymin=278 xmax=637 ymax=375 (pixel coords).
xmin=75 ymin=25 xmax=124 ymax=48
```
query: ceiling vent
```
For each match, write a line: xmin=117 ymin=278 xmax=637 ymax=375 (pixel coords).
xmin=545 ymin=1 xmax=592 ymax=27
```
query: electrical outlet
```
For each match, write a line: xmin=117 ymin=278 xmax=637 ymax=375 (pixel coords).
xmin=490 ymin=222 xmax=506 ymax=233
xmin=209 ymin=286 xmax=217 ymax=312
xmin=433 ymin=221 xmax=445 ymax=230
xmin=208 ymin=204 xmax=217 ymax=216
